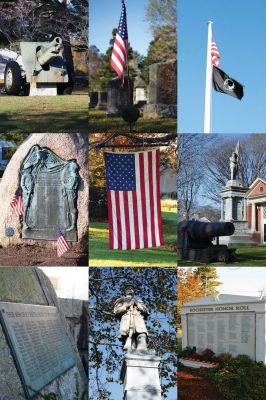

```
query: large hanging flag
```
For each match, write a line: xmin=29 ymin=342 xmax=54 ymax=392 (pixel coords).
xmin=213 ymin=66 xmax=244 ymax=100
xmin=110 ymin=0 xmax=128 ymax=85
xmin=57 ymin=227 xmax=70 ymax=257
xmin=10 ymin=187 xmax=23 ymax=217
xmin=104 ymin=149 xmax=164 ymax=250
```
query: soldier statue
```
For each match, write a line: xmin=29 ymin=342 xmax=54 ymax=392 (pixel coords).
xmin=113 ymin=284 xmax=149 ymax=351
xmin=229 ymin=141 xmax=240 ymax=180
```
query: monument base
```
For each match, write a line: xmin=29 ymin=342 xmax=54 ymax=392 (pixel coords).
xmin=143 ymin=103 xmax=177 ymax=119
xmin=120 ymin=350 xmax=161 ymax=400
xmin=30 ymin=83 xmax=57 ymax=96
xmin=219 ymin=221 xmax=257 ymax=246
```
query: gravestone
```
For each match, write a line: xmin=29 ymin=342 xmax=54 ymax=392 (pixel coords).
xmin=143 ymin=60 xmax=177 ymax=119
xmin=96 ymin=91 xmax=107 ymax=110
xmin=89 ymin=91 xmax=98 ymax=108
xmin=181 ymin=295 xmax=266 ymax=363
xmin=20 ymin=145 xmax=79 ymax=242
xmin=0 ymin=267 xmax=87 ymax=399
xmin=0 ymin=133 xmax=88 ymax=248
xmin=107 ymin=77 xmax=133 ymax=116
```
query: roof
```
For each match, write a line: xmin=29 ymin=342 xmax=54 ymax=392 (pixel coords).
xmin=183 ymin=294 xmax=263 ymax=307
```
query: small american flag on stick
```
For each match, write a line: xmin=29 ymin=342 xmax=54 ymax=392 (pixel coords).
xmin=111 ymin=0 xmax=128 ymax=85
xmin=10 ymin=188 xmax=23 ymax=217
xmin=57 ymin=227 xmax=70 ymax=257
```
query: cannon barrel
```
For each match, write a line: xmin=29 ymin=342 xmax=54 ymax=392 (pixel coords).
xmin=180 ymin=220 xmax=235 ymax=239
xmin=36 ymin=37 xmax=62 ymax=66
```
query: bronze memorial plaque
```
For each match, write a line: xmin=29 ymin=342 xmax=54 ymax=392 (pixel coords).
xmin=20 ymin=145 xmax=80 ymax=241
xmin=0 ymin=302 xmax=76 ymax=398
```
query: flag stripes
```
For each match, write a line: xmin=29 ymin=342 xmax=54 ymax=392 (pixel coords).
xmin=110 ymin=0 xmax=128 ymax=85
xmin=211 ymin=41 xmax=220 ymax=68
xmin=57 ymin=228 xmax=70 ymax=257
xmin=106 ymin=149 xmax=164 ymax=250
xmin=10 ymin=188 xmax=23 ymax=217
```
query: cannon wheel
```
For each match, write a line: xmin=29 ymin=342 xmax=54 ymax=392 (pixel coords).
xmin=4 ymin=61 xmax=22 ymax=95
xmin=57 ymin=82 xmax=74 ymax=95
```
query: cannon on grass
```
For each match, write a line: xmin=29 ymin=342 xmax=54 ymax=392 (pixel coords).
xmin=3 ymin=37 xmax=74 ymax=96
xmin=178 ymin=220 xmax=236 ymax=263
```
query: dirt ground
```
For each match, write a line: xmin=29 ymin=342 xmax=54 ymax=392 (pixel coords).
xmin=178 ymin=368 xmax=225 ymax=400
xmin=0 ymin=243 xmax=87 ymax=266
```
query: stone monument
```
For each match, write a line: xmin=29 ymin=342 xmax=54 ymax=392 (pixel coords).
xmin=0 ymin=267 xmax=87 ymax=399
xmin=107 ymin=77 xmax=133 ymax=116
xmin=0 ymin=133 xmax=88 ymax=249
xmin=114 ymin=284 xmax=161 ymax=400
xmin=220 ymin=141 xmax=256 ymax=245
xmin=143 ymin=60 xmax=177 ymax=119
xmin=181 ymin=294 xmax=266 ymax=363
xmin=96 ymin=91 xmax=108 ymax=110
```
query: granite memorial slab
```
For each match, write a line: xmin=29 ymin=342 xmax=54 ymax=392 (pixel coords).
xmin=20 ymin=145 xmax=80 ymax=241
xmin=182 ymin=295 xmax=266 ymax=363
xmin=0 ymin=302 xmax=76 ymax=398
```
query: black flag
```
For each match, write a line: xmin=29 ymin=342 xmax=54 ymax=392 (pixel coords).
xmin=213 ymin=66 xmax=244 ymax=100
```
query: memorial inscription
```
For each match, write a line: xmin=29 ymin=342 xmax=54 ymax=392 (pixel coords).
xmin=187 ymin=312 xmax=255 ymax=359
xmin=20 ymin=145 xmax=80 ymax=241
xmin=0 ymin=302 xmax=76 ymax=398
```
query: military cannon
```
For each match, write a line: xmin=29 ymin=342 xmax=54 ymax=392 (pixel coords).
xmin=3 ymin=37 xmax=74 ymax=96
xmin=178 ymin=220 xmax=236 ymax=263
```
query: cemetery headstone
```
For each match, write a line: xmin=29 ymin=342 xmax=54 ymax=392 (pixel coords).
xmin=107 ymin=77 xmax=133 ymax=116
xmin=144 ymin=60 xmax=177 ymax=119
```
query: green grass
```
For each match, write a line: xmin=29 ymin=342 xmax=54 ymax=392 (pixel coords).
xmin=89 ymin=109 xmax=177 ymax=133
xmin=0 ymin=94 xmax=87 ymax=133
xmin=89 ymin=210 xmax=177 ymax=266
xmin=180 ymin=245 xmax=266 ymax=266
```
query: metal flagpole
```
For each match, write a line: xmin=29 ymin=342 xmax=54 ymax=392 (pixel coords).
xmin=204 ymin=21 xmax=213 ymax=134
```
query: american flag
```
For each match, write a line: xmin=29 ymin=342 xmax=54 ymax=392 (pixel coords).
xmin=57 ymin=227 xmax=70 ymax=257
xmin=104 ymin=149 xmax=164 ymax=250
xmin=10 ymin=188 xmax=23 ymax=217
xmin=110 ymin=0 xmax=128 ymax=85
xmin=211 ymin=41 xmax=220 ymax=68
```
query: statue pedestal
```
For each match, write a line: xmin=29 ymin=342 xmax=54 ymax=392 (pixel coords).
xmin=120 ymin=350 xmax=161 ymax=400
xmin=220 ymin=180 xmax=256 ymax=246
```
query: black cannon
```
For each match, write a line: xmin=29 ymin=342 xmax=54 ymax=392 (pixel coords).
xmin=178 ymin=220 xmax=236 ymax=263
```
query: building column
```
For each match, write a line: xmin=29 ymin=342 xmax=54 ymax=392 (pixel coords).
xmin=251 ymin=202 xmax=256 ymax=232
xmin=221 ymin=198 xmax=224 ymax=220
xmin=243 ymin=198 xmax=247 ymax=220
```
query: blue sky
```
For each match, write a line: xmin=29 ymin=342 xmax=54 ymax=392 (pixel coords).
xmin=89 ymin=0 xmax=152 ymax=56
xmin=178 ymin=0 xmax=266 ymax=133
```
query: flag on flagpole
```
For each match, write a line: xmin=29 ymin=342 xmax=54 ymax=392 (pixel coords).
xmin=56 ymin=227 xmax=70 ymax=257
xmin=211 ymin=41 xmax=220 ymax=67
xmin=104 ymin=149 xmax=164 ymax=250
xmin=213 ymin=65 xmax=244 ymax=100
xmin=10 ymin=187 xmax=23 ymax=217
xmin=110 ymin=0 xmax=128 ymax=85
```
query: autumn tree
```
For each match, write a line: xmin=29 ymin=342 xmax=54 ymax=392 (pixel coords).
xmin=89 ymin=267 xmax=177 ymax=400
xmin=177 ymin=268 xmax=205 ymax=328
xmin=195 ymin=266 xmax=221 ymax=296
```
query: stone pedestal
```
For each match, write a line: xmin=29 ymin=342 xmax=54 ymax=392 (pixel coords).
xmin=107 ymin=77 xmax=133 ymax=116
xmin=143 ymin=60 xmax=177 ymax=119
xmin=220 ymin=180 xmax=256 ymax=245
xmin=120 ymin=350 xmax=161 ymax=400
xmin=29 ymin=83 xmax=57 ymax=96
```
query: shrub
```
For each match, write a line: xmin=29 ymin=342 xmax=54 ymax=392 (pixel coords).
xmin=203 ymin=354 xmax=266 ymax=400
xmin=178 ymin=346 xmax=197 ymax=358
xmin=89 ymin=186 xmax=108 ymax=219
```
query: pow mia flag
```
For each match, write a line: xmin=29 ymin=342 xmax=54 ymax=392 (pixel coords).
xmin=213 ymin=66 xmax=244 ymax=100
